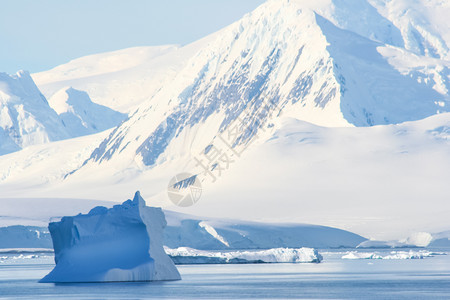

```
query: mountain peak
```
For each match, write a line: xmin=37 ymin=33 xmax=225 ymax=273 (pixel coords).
xmin=72 ymin=0 xmax=448 ymax=172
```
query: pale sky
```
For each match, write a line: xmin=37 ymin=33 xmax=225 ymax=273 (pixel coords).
xmin=0 ymin=0 xmax=265 ymax=74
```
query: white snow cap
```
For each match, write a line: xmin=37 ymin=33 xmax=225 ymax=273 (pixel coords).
xmin=40 ymin=191 xmax=180 ymax=283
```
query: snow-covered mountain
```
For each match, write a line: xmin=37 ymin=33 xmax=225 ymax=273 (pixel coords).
xmin=0 ymin=71 xmax=126 ymax=155
xmin=0 ymin=0 xmax=449 ymax=240
xmin=74 ymin=0 xmax=449 ymax=172
xmin=0 ymin=71 xmax=69 ymax=155
xmin=47 ymin=87 xmax=126 ymax=138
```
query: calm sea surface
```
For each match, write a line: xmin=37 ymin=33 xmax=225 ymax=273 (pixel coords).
xmin=0 ymin=250 xmax=449 ymax=299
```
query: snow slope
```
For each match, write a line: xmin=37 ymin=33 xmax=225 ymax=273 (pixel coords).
xmin=0 ymin=114 xmax=448 ymax=240
xmin=33 ymin=46 xmax=179 ymax=84
xmin=164 ymin=210 xmax=365 ymax=249
xmin=32 ymin=44 xmax=208 ymax=113
xmin=182 ymin=114 xmax=450 ymax=240
xmin=0 ymin=129 xmax=109 ymax=191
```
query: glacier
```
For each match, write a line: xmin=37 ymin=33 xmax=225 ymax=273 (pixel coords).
xmin=40 ymin=192 xmax=180 ymax=283
xmin=164 ymin=210 xmax=366 ymax=249
xmin=165 ymin=247 xmax=323 ymax=264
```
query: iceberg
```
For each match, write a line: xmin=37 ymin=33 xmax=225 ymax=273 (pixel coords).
xmin=40 ymin=191 xmax=180 ymax=283
xmin=165 ymin=247 xmax=322 ymax=264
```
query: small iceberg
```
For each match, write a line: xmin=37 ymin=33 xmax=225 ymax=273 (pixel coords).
xmin=40 ymin=191 xmax=180 ymax=283
xmin=165 ymin=247 xmax=323 ymax=264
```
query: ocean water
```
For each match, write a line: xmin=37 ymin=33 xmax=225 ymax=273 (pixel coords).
xmin=0 ymin=250 xmax=449 ymax=299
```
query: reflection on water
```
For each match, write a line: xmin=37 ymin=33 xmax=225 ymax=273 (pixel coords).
xmin=0 ymin=250 xmax=449 ymax=299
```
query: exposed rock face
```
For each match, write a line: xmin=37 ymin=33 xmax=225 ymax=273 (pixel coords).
xmin=40 ymin=191 xmax=180 ymax=283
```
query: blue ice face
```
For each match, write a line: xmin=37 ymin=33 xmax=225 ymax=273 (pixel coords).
xmin=41 ymin=193 xmax=155 ymax=283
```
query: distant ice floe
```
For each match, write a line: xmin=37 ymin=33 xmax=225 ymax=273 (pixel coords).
xmin=165 ymin=247 xmax=323 ymax=264
xmin=342 ymin=250 xmax=446 ymax=260
xmin=0 ymin=254 xmax=40 ymax=261
xmin=0 ymin=253 xmax=54 ymax=265
xmin=0 ymin=248 xmax=53 ymax=254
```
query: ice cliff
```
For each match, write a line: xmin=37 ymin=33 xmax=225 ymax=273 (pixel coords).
xmin=166 ymin=247 xmax=323 ymax=264
xmin=40 ymin=191 xmax=180 ymax=283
